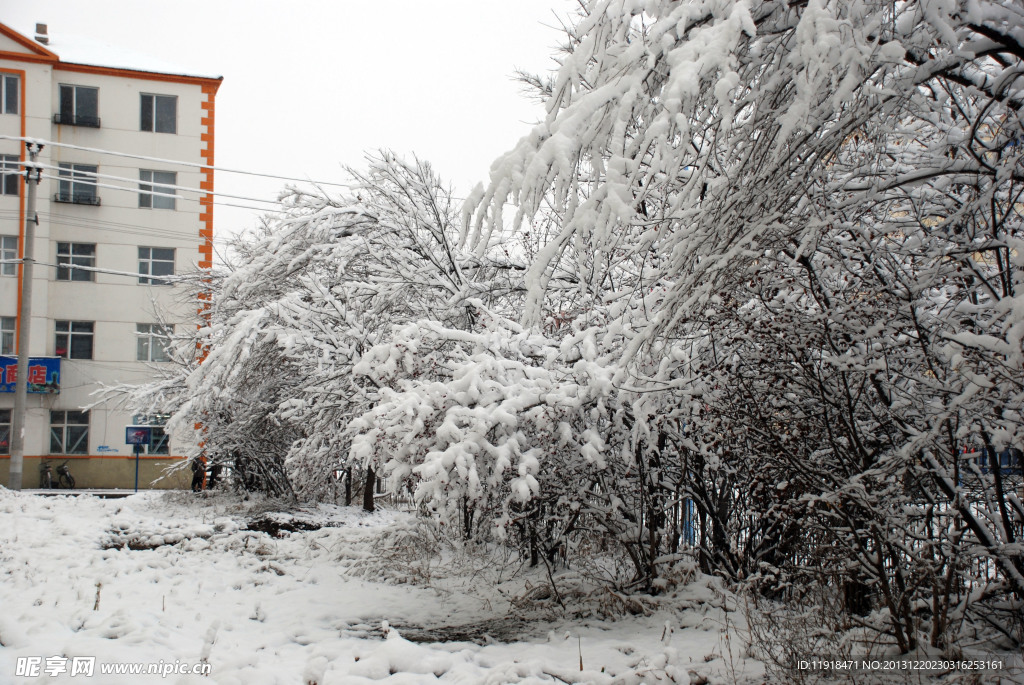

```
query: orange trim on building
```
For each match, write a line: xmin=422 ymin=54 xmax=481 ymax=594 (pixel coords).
xmin=0 ymin=24 xmax=221 ymax=89
xmin=0 ymin=50 xmax=57 ymax=66
xmin=0 ymin=25 xmax=59 ymax=59
xmin=198 ymin=84 xmax=216 ymax=272
xmin=195 ymin=84 xmax=216 ymax=359
xmin=55 ymin=62 xmax=222 ymax=90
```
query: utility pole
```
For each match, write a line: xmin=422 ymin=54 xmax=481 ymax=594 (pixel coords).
xmin=9 ymin=142 xmax=42 ymax=491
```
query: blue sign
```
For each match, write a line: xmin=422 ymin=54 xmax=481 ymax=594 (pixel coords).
xmin=126 ymin=426 xmax=153 ymax=445
xmin=0 ymin=356 xmax=60 ymax=393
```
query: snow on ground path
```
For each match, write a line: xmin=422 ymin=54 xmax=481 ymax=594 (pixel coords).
xmin=0 ymin=489 xmax=761 ymax=684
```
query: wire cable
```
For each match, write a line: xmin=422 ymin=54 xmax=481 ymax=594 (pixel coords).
xmin=0 ymin=209 xmax=242 ymax=245
xmin=1 ymin=134 xmax=352 ymax=188
xmin=31 ymin=162 xmax=282 ymax=205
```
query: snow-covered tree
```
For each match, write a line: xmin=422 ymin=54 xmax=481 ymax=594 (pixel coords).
xmin=122 ymin=152 xmax=530 ymax=499
xmin=456 ymin=0 xmax=1023 ymax=646
xmin=116 ymin=0 xmax=1022 ymax=653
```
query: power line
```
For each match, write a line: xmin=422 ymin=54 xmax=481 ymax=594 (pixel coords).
xmin=2 ymin=134 xmax=353 ymax=188
xmin=32 ymin=162 xmax=282 ymax=205
xmin=4 ymin=134 xmax=500 ymax=206
xmin=0 ymin=210 xmax=236 ymax=245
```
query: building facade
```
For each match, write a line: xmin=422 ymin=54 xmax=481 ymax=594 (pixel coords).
xmin=0 ymin=22 xmax=221 ymax=489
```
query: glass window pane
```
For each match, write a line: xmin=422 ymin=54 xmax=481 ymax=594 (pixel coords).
xmin=151 ymin=260 xmax=174 ymax=277
xmin=1 ymin=317 xmax=13 ymax=355
xmin=153 ymin=329 xmax=169 ymax=361
xmin=141 ymin=94 xmax=153 ymax=130
xmin=151 ymin=427 xmax=169 ymax=454
xmin=77 ymin=87 xmax=98 ymax=118
xmin=69 ymin=334 xmax=92 ymax=359
xmin=50 ymin=427 xmax=63 ymax=453
xmin=67 ymin=425 xmax=88 ymax=454
xmin=59 ymin=85 xmax=74 ymax=120
xmin=5 ymin=75 xmax=17 ymax=115
xmin=155 ymin=96 xmax=176 ymax=133
xmin=137 ymin=324 xmax=150 ymax=361
xmin=1 ymin=235 xmax=15 ymax=276
xmin=59 ymin=164 xmax=72 ymax=197
xmin=2 ymin=169 xmax=17 ymax=196
xmin=152 ymin=248 xmax=175 ymax=261
xmin=71 ymin=321 xmax=93 ymax=333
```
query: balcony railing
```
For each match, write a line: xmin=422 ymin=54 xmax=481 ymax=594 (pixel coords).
xmin=53 ymin=113 xmax=101 ymax=128
xmin=53 ymin=192 xmax=101 ymax=206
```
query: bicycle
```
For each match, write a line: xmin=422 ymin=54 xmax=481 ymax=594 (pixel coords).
xmin=39 ymin=460 xmax=76 ymax=489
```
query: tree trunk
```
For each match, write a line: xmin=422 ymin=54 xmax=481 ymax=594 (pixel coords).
xmin=363 ymin=466 xmax=375 ymax=512
xmin=344 ymin=466 xmax=352 ymax=506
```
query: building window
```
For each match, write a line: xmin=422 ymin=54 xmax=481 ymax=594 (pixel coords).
xmin=55 ymin=320 xmax=94 ymax=359
xmin=1 ymin=316 xmax=14 ymax=355
xmin=56 ymin=242 xmax=96 ymax=281
xmin=137 ymin=323 xmax=171 ymax=362
xmin=1 ymin=235 xmax=17 ymax=276
xmin=56 ymin=163 xmax=99 ymax=205
xmin=140 ymin=94 xmax=176 ymax=133
xmin=56 ymin=84 xmax=100 ymax=127
xmin=0 ymin=408 xmax=9 ymax=454
xmin=133 ymin=414 xmax=170 ymax=455
xmin=1 ymin=74 xmax=17 ymax=114
xmin=50 ymin=410 xmax=89 ymax=455
xmin=139 ymin=170 xmax=176 ymax=210
xmin=1 ymin=155 xmax=19 ymax=196
xmin=138 ymin=247 xmax=174 ymax=285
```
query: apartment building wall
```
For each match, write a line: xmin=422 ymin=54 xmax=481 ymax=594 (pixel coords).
xmin=0 ymin=24 xmax=221 ymax=489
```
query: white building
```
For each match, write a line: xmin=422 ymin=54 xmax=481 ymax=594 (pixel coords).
xmin=0 ymin=22 xmax=221 ymax=489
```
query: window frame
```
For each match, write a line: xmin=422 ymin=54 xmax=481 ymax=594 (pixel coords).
xmin=139 ymin=170 xmax=176 ymax=210
xmin=136 ymin=323 xmax=171 ymax=362
xmin=50 ymin=410 xmax=89 ymax=455
xmin=57 ymin=84 xmax=100 ymax=127
xmin=0 ymin=408 xmax=9 ymax=455
xmin=1 ymin=235 xmax=17 ymax=276
xmin=1 ymin=74 xmax=18 ymax=115
xmin=1 ymin=154 xmax=19 ymax=196
xmin=56 ymin=242 xmax=96 ymax=282
xmin=55 ymin=320 xmax=94 ymax=360
xmin=57 ymin=163 xmax=99 ymax=205
xmin=138 ymin=247 xmax=175 ymax=286
xmin=140 ymin=93 xmax=177 ymax=134
xmin=132 ymin=414 xmax=170 ymax=455
xmin=0 ymin=316 xmax=14 ymax=355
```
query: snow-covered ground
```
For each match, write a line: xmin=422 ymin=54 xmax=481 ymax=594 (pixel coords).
xmin=0 ymin=489 xmax=763 ymax=684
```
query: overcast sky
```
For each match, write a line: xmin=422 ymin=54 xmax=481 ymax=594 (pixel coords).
xmin=5 ymin=0 xmax=575 ymax=240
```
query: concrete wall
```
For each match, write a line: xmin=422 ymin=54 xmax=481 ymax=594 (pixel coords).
xmin=0 ymin=454 xmax=191 ymax=490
